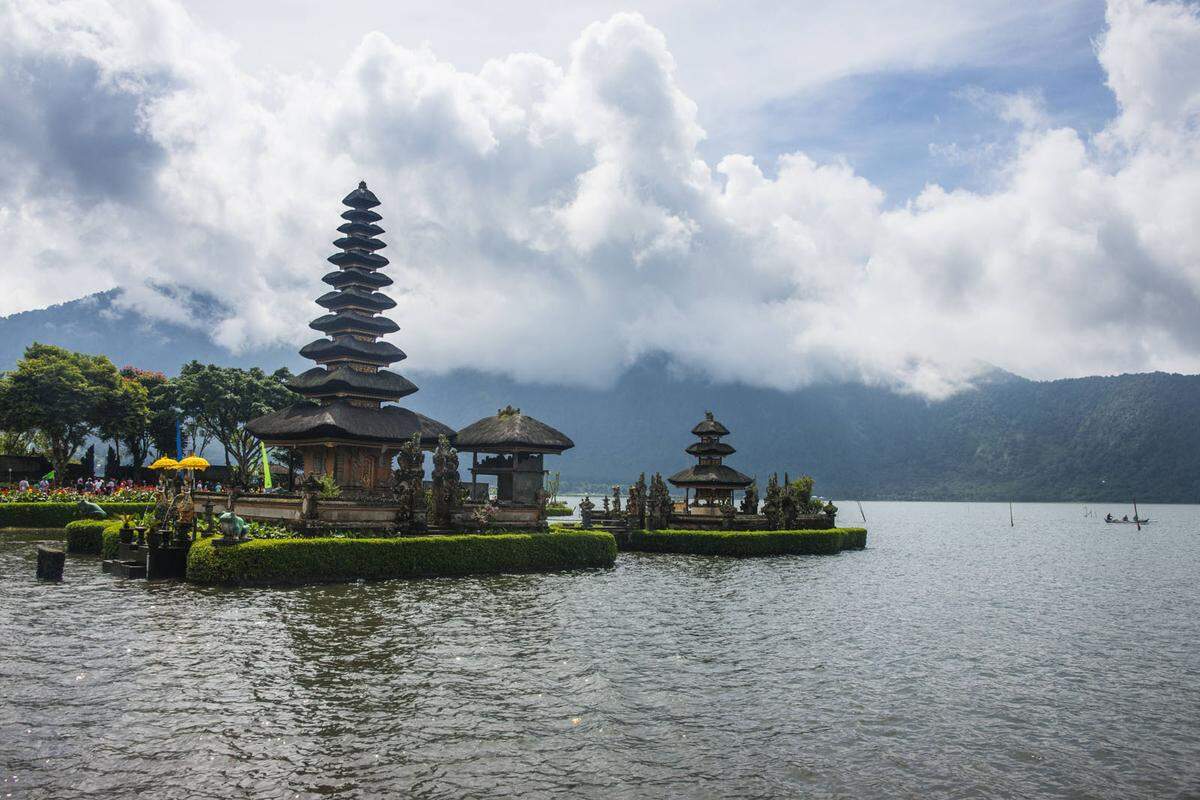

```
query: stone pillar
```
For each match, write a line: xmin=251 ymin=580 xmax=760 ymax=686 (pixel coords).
xmin=37 ymin=546 xmax=65 ymax=581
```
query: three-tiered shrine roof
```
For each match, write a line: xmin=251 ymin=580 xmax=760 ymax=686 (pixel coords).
xmin=669 ymin=411 xmax=751 ymax=489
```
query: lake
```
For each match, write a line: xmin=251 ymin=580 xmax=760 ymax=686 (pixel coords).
xmin=1 ymin=501 xmax=1197 ymax=799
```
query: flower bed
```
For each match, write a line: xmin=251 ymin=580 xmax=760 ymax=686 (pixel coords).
xmin=0 ymin=487 xmax=157 ymax=504
xmin=612 ymin=527 xmax=868 ymax=556
xmin=0 ymin=502 xmax=154 ymax=529
xmin=187 ymin=530 xmax=618 ymax=586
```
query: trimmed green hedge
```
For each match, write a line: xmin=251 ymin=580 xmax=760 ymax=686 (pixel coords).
xmin=613 ymin=527 xmax=868 ymax=556
xmin=187 ymin=530 xmax=618 ymax=586
xmin=65 ymin=520 xmax=113 ymax=554
xmin=0 ymin=502 xmax=153 ymax=529
xmin=64 ymin=520 xmax=127 ymax=555
xmin=101 ymin=524 xmax=128 ymax=559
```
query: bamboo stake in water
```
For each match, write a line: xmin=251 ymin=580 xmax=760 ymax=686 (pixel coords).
xmin=1133 ymin=498 xmax=1140 ymax=531
xmin=1009 ymin=502 xmax=1014 ymax=527
xmin=858 ymin=500 xmax=867 ymax=523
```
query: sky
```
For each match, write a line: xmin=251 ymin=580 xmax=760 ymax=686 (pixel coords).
xmin=0 ymin=0 xmax=1198 ymax=396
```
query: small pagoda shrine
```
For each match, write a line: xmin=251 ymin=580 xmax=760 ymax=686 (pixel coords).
xmin=668 ymin=411 xmax=752 ymax=511
xmin=456 ymin=406 xmax=574 ymax=528
xmin=246 ymin=181 xmax=454 ymax=495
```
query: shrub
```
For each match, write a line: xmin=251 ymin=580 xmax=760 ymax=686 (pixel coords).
xmin=101 ymin=524 xmax=128 ymax=559
xmin=64 ymin=520 xmax=116 ymax=554
xmin=187 ymin=530 xmax=618 ymax=586
xmin=613 ymin=527 xmax=868 ymax=557
xmin=0 ymin=502 xmax=154 ymax=529
xmin=545 ymin=503 xmax=573 ymax=517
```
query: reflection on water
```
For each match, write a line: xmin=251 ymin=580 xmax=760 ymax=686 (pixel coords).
xmin=1 ymin=502 xmax=1198 ymax=799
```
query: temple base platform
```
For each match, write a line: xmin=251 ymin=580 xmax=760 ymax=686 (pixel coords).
xmin=192 ymin=492 xmax=550 ymax=535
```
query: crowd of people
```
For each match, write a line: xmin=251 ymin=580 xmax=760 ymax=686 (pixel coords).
xmin=12 ymin=476 xmax=154 ymax=494
xmin=9 ymin=475 xmax=227 ymax=494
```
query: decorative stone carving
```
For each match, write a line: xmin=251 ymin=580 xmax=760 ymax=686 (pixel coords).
xmin=431 ymin=435 xmax=461 ymax=529
xmin=647 ymin=473 xmax=672 ymax=530
xmin=394 ymin=432 xmax=426 ymax=531
xmin=739 ymin=481 xmax=759 ymax=515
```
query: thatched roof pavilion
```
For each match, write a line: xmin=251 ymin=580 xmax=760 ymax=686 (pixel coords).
xmin=247 ymin=181 xmax=454 ymax=491
xmin=669 ymin=411 xmax=752 ymax=507
xmin=457 ymin=406 xmax=573 ymax=506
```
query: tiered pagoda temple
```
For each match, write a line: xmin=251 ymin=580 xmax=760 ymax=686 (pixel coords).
xmin=247 ymin=182 xmax=454 ymax=492
xmin=668 ymin=411 xmax=752 ymax=509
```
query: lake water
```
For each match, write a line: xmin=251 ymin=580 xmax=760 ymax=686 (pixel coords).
xmin=1 ymin=502 xmax=1198 ymax=799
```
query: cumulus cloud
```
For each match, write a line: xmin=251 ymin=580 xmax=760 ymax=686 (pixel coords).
xmin=0 ymin=0 xmax=1198 ymax=397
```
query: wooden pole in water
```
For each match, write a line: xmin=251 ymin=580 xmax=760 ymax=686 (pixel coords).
xmin=1009 ymin=502 xmax=1014 ymax=527
xmin=36 ymin=545 xmax=65 ymax=581
xmin=858 ymin=500 xmax=867 ymax=522
xmin=1133 ymin=498 xmax=1140 ymax=531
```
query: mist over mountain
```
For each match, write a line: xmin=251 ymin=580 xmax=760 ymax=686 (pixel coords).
xmin=3 ymin=292 xmax=1197 ymax=503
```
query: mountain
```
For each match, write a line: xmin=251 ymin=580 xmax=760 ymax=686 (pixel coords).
xmin=3 ymin=292 xmax=1198 ymax=502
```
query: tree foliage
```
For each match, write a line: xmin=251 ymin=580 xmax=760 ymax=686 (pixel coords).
xmin=174 ymin=362 xmax=297 ymax=485
xmin=118 ymin=366 xmax=178 ymax=466
xmin=0 ymin=344 xmax=125 ymax=483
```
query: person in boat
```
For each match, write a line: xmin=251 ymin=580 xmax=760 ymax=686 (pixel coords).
xmin=1122 ymin=515 xmax=1129 ymax=522
xmin=1106 ymin=513 xmax=1114 ymax=522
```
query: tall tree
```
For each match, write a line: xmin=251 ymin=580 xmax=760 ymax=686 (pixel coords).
xmin=98 ymin=370 xmax=150 ymax=470
xmin=104 ymin=445 xmax=120 ymax=479
xmin=174 ymin=362 xmax=297 ymax=485
xmin=0 ymin=344 xmax=124 ymax=483
xmin=117 ymin=367 xmax=179 ymax=467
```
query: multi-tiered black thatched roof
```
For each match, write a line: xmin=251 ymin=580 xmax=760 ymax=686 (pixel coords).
xmin=669 ymin=411 xmax=752 ymax=489
xmin=247 ymin=181 xmax=453 ymax=446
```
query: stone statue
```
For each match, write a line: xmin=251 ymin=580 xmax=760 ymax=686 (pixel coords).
xmin=739 ymin=481 xmax=759 ymax=515
xmin=394 ymin=432 xmax=426 ymax=531
xmin=579 ymin=495 xmax=595 ymax=529
xmin=300 ymin=475 xmax=320 ymax=520
xmin=627 ymin=473 xmax=647 ymax=530
xmin=636 ymin=473 xmax=648 ymax=528
xmin=647 ymin=473 xmax=672 ymax=530
xmin=611 ymin=485 xmax=622 ymax=514
xmin=76 ymin=499 xmax=107 ymax=519
xmin=218 ymin=511 xmax=248 ymax=540
xmin=535 ymin=488 xmax=547 ymax=523
xmin=602 ymin=495 xmax=610 ymax=514
xmin=762 ymin=473 xmax=784 ymax=531
xmin=431 ymin=435 xmax=460 ymax=529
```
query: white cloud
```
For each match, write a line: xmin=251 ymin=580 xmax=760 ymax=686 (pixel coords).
xmin=0 ymin=0 xmax=1198 ymax=397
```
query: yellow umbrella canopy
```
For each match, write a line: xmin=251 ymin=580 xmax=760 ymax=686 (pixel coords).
xmin=149 ymin=457 xmax=180 ymax=471
xmin=177 ymin=455 xmax=210 ymax=471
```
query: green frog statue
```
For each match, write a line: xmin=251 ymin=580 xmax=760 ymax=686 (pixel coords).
xmin=217 ymin=511 xmax=248 ymax=541
xmin=76 ymin=499 xmax=107 ymax=519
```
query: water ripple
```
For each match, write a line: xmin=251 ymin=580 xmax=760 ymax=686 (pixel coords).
xmin=2 ymin=503 xmax=1199 ymax=798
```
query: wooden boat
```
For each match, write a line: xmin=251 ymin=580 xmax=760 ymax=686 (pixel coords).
xmin=1104 ymin=518 xmax=1150 ymax=525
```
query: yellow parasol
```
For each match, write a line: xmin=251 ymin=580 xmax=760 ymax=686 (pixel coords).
xmin=177 ymin=455 xmax=210 ymax=471
xmin=149 ymin=457 xmax=180 ymax=471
